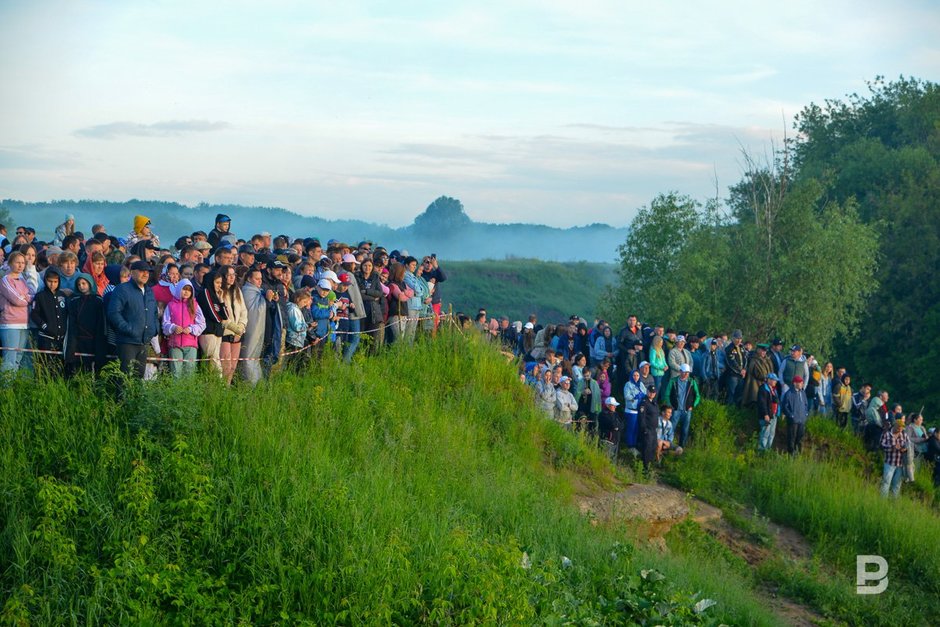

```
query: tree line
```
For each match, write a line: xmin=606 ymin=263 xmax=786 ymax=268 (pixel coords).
xmin=602 ymin=76 xmax=939 ymax=411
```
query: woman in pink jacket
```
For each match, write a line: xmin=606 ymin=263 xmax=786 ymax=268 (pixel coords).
xmin=0 ymin=251 xmax=36 ymax=372
xmin=161 ymin=279 xmax=206 ymax=377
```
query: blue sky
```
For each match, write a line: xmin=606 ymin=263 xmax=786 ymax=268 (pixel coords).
xmin=0 ymin=0 xmax=937 ymax=227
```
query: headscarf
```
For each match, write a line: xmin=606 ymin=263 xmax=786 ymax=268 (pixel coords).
xmin=81 ymin=255 xmax=110 ymax=296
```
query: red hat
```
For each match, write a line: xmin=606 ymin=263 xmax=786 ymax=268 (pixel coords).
xmin=337 ymin=272 xmax=353 ymax=285
xmin=792 ymin=375 xmax=804 ymax=383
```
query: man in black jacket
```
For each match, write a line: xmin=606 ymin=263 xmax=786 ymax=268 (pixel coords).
xmin=725 ymin=329 xmax=748 ymax=406
xmin=106 ymin=261 xmax=158 ymax=378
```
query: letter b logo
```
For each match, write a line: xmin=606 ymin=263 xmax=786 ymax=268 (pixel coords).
xmin=856 ymin=555 xmax=888 ymax=594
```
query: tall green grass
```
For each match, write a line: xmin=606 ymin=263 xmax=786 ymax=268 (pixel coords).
xmin=1 ymin=332 xmax=779 ymax=625
xmin=663 ymin=401 xmax=940 ymax=625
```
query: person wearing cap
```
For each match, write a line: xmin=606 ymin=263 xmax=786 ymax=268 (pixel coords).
xmin=769 ymin=338 xmax=785 ymax=371
xmin=339 ymin=255 xmax=366 ymax=360
xmin=207 ymin=213 xmax=233 ymax=248
xmin=309 ymin=278 xmax=337 ymax=353
xmin=743 ymin=343 xmax=775 ymax=406
xmin=781 ymin=375 xmax=809 ymax=454
xmin=725 ymin=329 xmax=748 ymax=405
xmin=666 ymin=334 xmax=693 ymax=382
xmin=663 ymin=363 xmax=700 ymax=448
xmin=53 ymin=214 xmax=76 ymax=248
xmin=106 ymin=260 xmax=159 ymax=378
xmin=880 ymin=415 xmax=909 ymax=497
xmin=756 ymin=373 xmax=781 ymax=451
xmin=554 ymin=376 xmax=578 ymax=427
xmin=599 ymin=396 xmax=623 ymax=457
xmin=638 ymin=386 xmax=661 ymax=470
xmin=126 ymin=215 xmax=160 ymax=249
xmin=236 ymin=244 xmax=256 ymax=268
xmin=260 ymin=259 xmax=288 ymax=374
xmin=777 ymin=344 xmax=809 ymax=396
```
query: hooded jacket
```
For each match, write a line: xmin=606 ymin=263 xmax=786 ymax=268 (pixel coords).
xmin=64 ymin=274 xmax=107 ymax=368
xmin=355 ymin=270 xmax=386 ymax=325
xmin=30 ymin=275 xmax=67 ymax=343
xmin=0 ymin=271 xmax=34 ymax=328
xmin=161 ymin=279 xmax=206 ymax=349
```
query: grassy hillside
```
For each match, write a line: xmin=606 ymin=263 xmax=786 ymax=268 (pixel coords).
xmin=1 ymin=332 xmax=782 ymax=625
xmin=441 ymin=258 xmax=617 ymax=322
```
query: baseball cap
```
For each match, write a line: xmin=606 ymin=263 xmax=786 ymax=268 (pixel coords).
xmin=679 ymin=363 xmax=691 ymax=373
xmin=130 ymin=260 xmax=152 ymax=272
xmin=792 ymin=375 xmax=804 ymax=383
xmin=604 ymin=397 xmax=620 ymax=407
xmin=193 ymin=241 xmax=212 ymax=251
xmin=337 ymin=272 xmax=353 ymax=285
xmin=316 ymin=279 xmax=332 ymax=290
xmin=238 ymin=244 xmax=255 ymax=254
xmin=766 ymin=373 xmax=779 ymax=381
xmin=524 ymin=322 xmax=534 ymax=329
xmin=321 ymin=270 xmax=339 ymax=283
xmin=341 ymin=253 xmax=357 ymax=264
xmin=639 ymin=360 xmax=650 ymax=368
xmin=676 ymin=335 xmax=686 ymax=342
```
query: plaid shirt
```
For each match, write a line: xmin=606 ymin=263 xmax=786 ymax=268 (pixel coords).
xmin=881 ymin=429 xmax=909 ymax=467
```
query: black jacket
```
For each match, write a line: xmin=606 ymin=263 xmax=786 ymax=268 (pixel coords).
xmin=638 ymin=397 xmax=661 ymax=464
xmin=196 ymin=277 xmax=227 ymax=337
xmin=65 ymin=293 xmax=108 ymax=369
xmin=756 ymin=383 xmax=779 ymax=420
xmin=725 ymin=343 xmax=748 ymax=376
xmin=30 ymin=288 xmax=67 ymax=342
xmin=356 ymin=271 xmax=386 ymax=324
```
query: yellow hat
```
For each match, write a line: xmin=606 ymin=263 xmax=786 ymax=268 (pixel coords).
xmin=133 ymin=215 xmax=151 ymax=234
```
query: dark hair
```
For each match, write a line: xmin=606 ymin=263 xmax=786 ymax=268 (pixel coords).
xmin=62 ymin=234 xmax=80 ymax=249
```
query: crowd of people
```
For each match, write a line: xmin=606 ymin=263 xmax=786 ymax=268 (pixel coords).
xmin=2 ymin=215 xmax=938 ymax=498
xmin=482 ymin=314 xmax=939 ymax=496
xmin=0 ymin=213 xmax=446 ymax=386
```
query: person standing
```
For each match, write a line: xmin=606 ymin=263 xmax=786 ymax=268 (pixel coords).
xmin=725 ymin=330 xmax=748 ymax=405
xmin=638 ymin=387 xmax=661 ymax=471
xmin=0 ymin=251 xmax=36 ymax=372
xmin=663 ymin=363 xmax=700 ymax=448
xmin=833 ymin=373 xmax=853 ymax=429
xmin=742 ymin=343 xmax=774 ymax=406
xmin=756 ymin=373 xmax=781 ymax=451
xmin=880 ymin=416 xmax=909 ymax=498
xmin=782 ymin=375 xmax=809 ymax=454
xmin=106 ymin=261 xmax=159 ymax=378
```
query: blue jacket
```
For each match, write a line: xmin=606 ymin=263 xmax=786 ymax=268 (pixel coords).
xmin=106 ymin=281 xmax=159 ymax=345
xmin=782 ymin=387 xmax=809 ymax=424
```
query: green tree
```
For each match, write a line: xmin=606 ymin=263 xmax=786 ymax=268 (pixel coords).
xmin=412 ymin=196 xmax=472 ymax=236
xmin=791 ymin=77 xmax=940 ymax=408
xmin=602 ymin=170 xmax=878 ymax=357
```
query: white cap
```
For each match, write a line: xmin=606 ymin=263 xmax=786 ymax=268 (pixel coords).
xmin=679 ymin=363 xmax=692 ymax=373
xmin=317 ymin=279 xmax=332 ymax=290
xmin=524 ymin=322 xmax=534 ymax=329
xmin=605 ymin=397 xmax=620 ymax=407
xmin=322 ymin=270 xmax=339 ymax=283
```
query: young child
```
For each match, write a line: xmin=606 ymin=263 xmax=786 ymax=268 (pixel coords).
xmin=64 ymin=274 xmax=107 ymax=375
xmin=284 ymin=290 xmax=313 ymax=371
xmin=30 ymin=268 xmax=67 ymax=374
xmin=161 ymin=279 xmax=205 ymax=377
xmin=309 ymin=279 xmax=336 ymax=357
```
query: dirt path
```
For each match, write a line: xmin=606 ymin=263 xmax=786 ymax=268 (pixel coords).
xmin=577 ymin=481 xmax=826 ymax=626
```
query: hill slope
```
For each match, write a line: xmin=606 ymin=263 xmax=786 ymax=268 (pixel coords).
xmin=1 ymin=333 xmax=778 ymax=625
xmin=440 ymin=258 xmax=617 ymax=322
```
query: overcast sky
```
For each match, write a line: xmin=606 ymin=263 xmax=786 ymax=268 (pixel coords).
xmin=1 ymin=1 xmax=937 ymax=227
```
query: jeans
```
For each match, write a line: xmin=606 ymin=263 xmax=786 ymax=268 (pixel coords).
xmin=787 ymin=420 xmax=806 ymax=454
xmin=340 ymin=318 xmax=361 ymax=362
xmin=169 ymin=346 xmax=197 ymax=377
xmin=881 ymin=463 xmax=905 ymax=498
xmin=673 ymin=409 xmax=691 ymax=447
xmin=726 ymin=375 xmax=743 ymax=405
xmin=759 ymin=417 xmax=777 ymax=451
xmin=0 ymin=327 xmax=29 ymax=372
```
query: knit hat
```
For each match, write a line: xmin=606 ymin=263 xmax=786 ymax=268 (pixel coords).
xmin=133 ymin=215 xmax=151 ymax=234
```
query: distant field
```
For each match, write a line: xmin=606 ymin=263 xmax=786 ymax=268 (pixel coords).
xmin=439 ymin=258 xmax=618 ymax=323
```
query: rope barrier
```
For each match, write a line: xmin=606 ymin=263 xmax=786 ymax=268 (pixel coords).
xmin=1 ymin=314 xmax=444 ymax=363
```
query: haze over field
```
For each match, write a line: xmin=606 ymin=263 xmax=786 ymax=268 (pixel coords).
xmin=1 ymin=1 xmax=937 ymax=227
